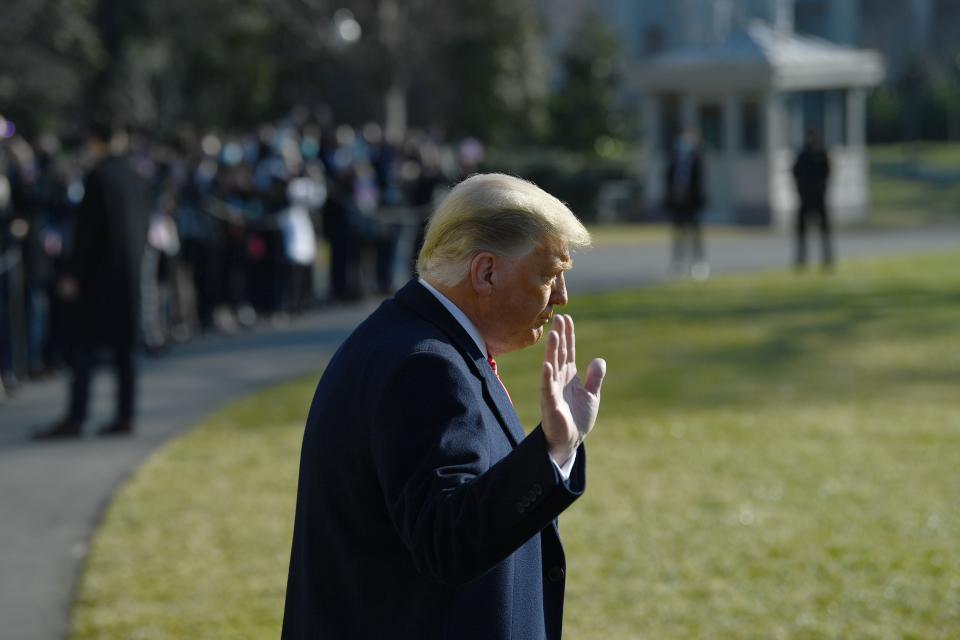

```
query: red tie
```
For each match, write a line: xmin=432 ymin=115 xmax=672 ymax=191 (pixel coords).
xmin=487 ymin=356 xmax=513 ymax=405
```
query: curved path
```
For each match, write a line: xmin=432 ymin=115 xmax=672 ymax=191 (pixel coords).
xmin=1 ymin=226 xmax=958 ymax=639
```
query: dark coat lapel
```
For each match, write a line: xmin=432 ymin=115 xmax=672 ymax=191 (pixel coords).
xmin=394 ymin=280 xmax=527 ymax=447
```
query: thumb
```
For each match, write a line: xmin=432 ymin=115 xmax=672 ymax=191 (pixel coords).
xmin=583 ymin=358 xmax=606 ymax=396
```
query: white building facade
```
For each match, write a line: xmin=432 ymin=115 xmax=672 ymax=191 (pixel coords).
xmin=634 ymin=21 xmax=883 ymax=226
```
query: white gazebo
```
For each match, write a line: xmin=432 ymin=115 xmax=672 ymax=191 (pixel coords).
xmin=633 ymin=20 xmax=884 ymax=227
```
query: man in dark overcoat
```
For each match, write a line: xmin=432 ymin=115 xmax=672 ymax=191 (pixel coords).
xmin=792 ymin=127 xmax=833 ymax=270
xmin=34 ymin=122 xmax=149 ymax=438
xmin=282 ymin=173 xmax=607 ymax=639
xmin=665 ymin=128 xmax=708 ymax=279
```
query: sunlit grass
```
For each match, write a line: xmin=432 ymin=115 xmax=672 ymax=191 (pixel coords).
xmin=500 ymin=254 xmax=960 ymax=638
xmin=586 ymin=224 xmax=772 ymax=247
xmin=72 ymin=252 xmax=960 ymax=639
xmin=869 ymin=142 xmax=960 ymax=227
xmin=70 ymin=384 xmax=311 ymax=640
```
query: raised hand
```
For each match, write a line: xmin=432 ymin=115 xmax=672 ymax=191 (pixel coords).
xmin=540 ymin=314 xmax=606 ymax=466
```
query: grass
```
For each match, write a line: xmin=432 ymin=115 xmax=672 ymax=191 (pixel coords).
xmin=70 ymin=384 xmax=310 ymax=640
xmin=71 ymin=252 xmax=960 ymax=639
xmin=868 ymin=143 xmax=960 ymax=227
xmin=870 ymin=142 xmax=960 ymax=169
xmin=586 ymin=224 xmax=774 ymax=247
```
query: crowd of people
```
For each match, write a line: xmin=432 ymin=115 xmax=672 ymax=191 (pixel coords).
xmin=0 ymin=107 xmax=485 ymax=402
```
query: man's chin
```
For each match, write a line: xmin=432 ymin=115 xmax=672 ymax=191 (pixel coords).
xmin=492 ymin=328 xmax=545 ymax=355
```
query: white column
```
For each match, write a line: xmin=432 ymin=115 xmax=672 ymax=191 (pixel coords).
xmin=774 ymin=0 xmax=795 ymax=34
xmin=765 ymin=90 xmax=791 ymax=228
xmin=911 ymin=0 xmax=934 ymax=51
xmin=643 ymin=95 xmax=663 ymax=210
xmin=846 ymin=87 xmax=866 ymax=149
xmin=643 ymin=94 xmax=660 ymax=155
xmin=720 ymin=94 xmax=739 ymax=220
xmin=764 ymin=90 xmax=783 ymax=154
xmin=846 ymin=86 xmax=870 ymax=221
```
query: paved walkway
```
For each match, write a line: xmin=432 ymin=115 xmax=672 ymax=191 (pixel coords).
xmin=1 ymin=226 xmax=958 ymax=639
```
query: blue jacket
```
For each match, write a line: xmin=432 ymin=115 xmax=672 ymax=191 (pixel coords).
xmin=282 ymin=279 xmax=586 ymax=639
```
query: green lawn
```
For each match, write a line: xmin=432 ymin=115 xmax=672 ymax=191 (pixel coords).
xmin=586 ymin=224 xmax=773 ymax=247
xmin=72 ymin=252 xmax=960 ymax=639
xmin=869 ymin=143 xmax=960 ymax=227
xmin=870 ymin=142 xmax=960 ymax=169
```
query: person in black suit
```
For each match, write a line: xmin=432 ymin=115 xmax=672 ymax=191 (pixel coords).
xmin=282 ymin=173 xmax=607 ymax=639
xmin=792 ymin=128 xmax=833 ymax=270
xmin=34 ymin=121 xmax=149 ymax=439
xmin=665 ymin=128 xmax=709 ymax=280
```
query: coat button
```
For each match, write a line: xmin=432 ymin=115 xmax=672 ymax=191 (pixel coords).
xmin=533 ymin=483 xmax=542 ymax=495
xmin=526 ymin=490 xmax=537 ymax=502
xmin=548 ymin=566 xmax=565 ymax=582
xmin=516 ymin=501 xmax=526 ymax=514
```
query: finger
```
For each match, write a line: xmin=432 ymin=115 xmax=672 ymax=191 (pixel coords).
xmin=583 ymin=358 xmax=606 ymax=396
xmin=544 ymin=328 xmax=560 ymax=376
xmin=554 ymin=315 xmax=567 ymax=366
xmin=564 ymin=314 xmax=576 ymax=367
xmin=541 ymin=362 xmax=554 ymax=398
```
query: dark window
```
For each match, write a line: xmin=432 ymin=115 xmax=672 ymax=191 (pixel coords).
xmin=741 ymin=100 xmax=762 ymax=152
xmin=802 ymin=91 xmax=826 ymax=137
xmin=661 ymin=94 xmax=681 ymax=153
xmin=643 ymin=26 xmax=666 ymax=56
xmin=787 ymin=89 xmax=847 ymax=148
xmin=699 ymin=103 xmax=724 ymax=151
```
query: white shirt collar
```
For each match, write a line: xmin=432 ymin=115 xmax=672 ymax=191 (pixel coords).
xmin=418 ymin=278 xmax=488 ymax=358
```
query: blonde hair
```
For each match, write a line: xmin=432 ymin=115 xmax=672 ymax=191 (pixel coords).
xmin=416 ymin=173 xmax=591 ymax=287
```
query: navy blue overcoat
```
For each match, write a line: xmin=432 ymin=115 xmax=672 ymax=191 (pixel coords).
xmin=282 ymin=279 xmax=586 ymax=639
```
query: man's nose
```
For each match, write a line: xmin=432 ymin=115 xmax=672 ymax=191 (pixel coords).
xmin=550 ymin=273 xmax=568 ymax=307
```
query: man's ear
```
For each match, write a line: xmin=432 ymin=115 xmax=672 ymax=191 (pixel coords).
xmin=469 ymin=252 xmax=496 ymax=295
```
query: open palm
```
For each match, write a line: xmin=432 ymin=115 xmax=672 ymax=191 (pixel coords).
xmin=540 ymin=314 xmax=606 ymax=465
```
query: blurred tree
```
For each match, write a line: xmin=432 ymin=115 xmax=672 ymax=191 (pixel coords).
xmin=2 ymin=0 xmax=552 ymax=143
xmin=929 ymin=61 xmax=960 ymax=142
xmin=950 ymin=52 xmax=960 ymax=142
xmin=177 ymin=1 xmax=279 ymax=128
xmin=272 ymin=0 xmax=437 ymax=138
xmin=268 ymin=0 xmax=376 ymax=126
xmin=431 ymin=0 xmax=550 ymax=145
xmin=90 ymin=0 xmax=281 ymax=131
xmin=866 ymin=88 xmax=903 ymax=143
xmin=271 ymin=0 xmax=550 ymax=144
xmin=871 ymin=52 xmax=960 ymax=143
xmin=547 ymin=9 xmax=625 ymax=153
xmin=0 ymin=0 xmax=103 ymax=132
